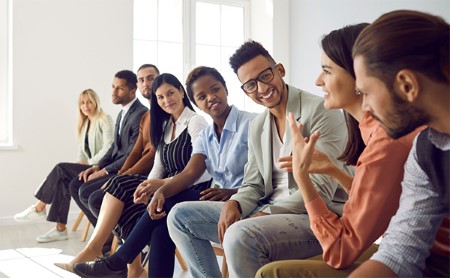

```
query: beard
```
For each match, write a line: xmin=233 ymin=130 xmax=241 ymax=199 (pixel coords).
xmin=375 ymin=91 xmax=430 ymax=139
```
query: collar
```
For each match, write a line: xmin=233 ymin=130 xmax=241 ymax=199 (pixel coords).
xmin=173 ymin=106 xmax=196 ymax=126
xmin=121 ymin=97 xmax=138 ymax=115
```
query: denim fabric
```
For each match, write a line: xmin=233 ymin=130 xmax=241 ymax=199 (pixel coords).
xmin=167 ymin=201 xmax=323 ymax=278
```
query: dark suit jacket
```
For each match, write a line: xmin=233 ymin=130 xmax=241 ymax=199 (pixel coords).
xmin=97 ymin=99 xmax=148 ymax=174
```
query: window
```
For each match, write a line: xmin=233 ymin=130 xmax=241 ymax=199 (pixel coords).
xmin=133 ymin=0 xmax=263 ymax=113
xmin=0 ymin=0 xmax=12 ymax=147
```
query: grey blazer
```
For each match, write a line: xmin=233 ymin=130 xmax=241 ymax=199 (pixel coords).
xmin=97 ymin=99 xmax=148 ymax=174
xmin=230 ymin=85 xmax=349 ymax=217
xmin=78 ymin=114 xmax=114 ymax=165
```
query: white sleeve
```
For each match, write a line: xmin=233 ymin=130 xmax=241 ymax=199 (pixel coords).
xmin=147 ymin=149 xmax=166 ymax=179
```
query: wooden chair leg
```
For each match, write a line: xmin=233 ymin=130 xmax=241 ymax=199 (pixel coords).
xmin=72 ymin=211 xmax=84 ymax=232
xmin=175 ymin=248 xmax=188 ymax=271
xmin=110 ymin=236 xmax=119 ymax=255
xmin=81 ymin=218 xmax=91 ymax=242
xmin=212 ymin=244 xmax=228 ymax=277
xmin=221 ymin=255 xmax=228 ymax=278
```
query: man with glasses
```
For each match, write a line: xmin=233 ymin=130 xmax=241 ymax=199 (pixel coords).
xmin=168 ymin=40 xmax=349 ymax=277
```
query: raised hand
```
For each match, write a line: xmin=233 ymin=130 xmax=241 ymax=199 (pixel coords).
xmin=287 ymin=112 xmax=320 ymax=186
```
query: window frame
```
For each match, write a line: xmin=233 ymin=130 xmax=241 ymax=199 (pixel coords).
xmin=133 ymin=0 xmax=254 ymax=112
xmin=0 ymin=0 xmax=13 ymax=148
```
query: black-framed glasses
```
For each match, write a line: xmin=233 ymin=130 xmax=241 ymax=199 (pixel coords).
xmin=241 ymin=64 xmax=278 ymax=95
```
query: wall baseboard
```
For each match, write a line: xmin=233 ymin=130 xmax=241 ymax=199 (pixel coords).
xmin=0 ymin=211 xmax=82 ymax=226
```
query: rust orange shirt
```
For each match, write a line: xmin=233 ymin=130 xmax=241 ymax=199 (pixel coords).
xmin=305 ymin=113 xmax=422 ymax=269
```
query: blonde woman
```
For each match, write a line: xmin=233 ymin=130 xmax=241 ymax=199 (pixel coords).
xmin=14 ymin=89 xmax=114 ymax=243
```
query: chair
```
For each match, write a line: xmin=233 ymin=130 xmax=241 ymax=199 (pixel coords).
xmin=71 ymin=211 xmax=91 ymax=242
xmin=211 ymin=243 xmax=228 ymax=278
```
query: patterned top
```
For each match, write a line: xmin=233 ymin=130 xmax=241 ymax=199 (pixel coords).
xmin=161 ymin=128 xmax=192 ymax=178
xmin=372 ymin=128 xmax=450 ymax=277
xmin=148 ymin=107 xmax=211 ymax=185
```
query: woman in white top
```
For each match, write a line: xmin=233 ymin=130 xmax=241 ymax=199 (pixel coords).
xmin=14 ymin=89 xmax=114 ymax=242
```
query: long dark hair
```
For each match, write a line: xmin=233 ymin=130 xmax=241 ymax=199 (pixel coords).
xmin=321 ymin=23 xmax=369 ymax=165
xmin=150 ymin=73 xmax=195 ymax=148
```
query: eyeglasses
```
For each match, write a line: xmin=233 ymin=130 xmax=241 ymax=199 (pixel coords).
xmin=241 ymin=64 xmax=278 ymax=95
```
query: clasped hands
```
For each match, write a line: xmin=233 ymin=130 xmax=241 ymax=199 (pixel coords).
xmin=78 ymin=166 xmax=107 ymax=182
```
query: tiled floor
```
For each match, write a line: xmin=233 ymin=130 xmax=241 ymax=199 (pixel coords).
xmin=0 ymin=217 xmax=194 ymax=277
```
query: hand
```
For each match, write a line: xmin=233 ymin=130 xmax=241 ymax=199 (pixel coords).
xmin=78 ymin=161 xmax=89 ymax=165
xmin=147 ymin=190 xmax=167 ymax=220
xmin=249 ymin=211 xmax=269 ymax=218
xmin=199 ymin=188 xmax=237 ymax=201
xmin=287 ymin=112 xmax=320 ymax=185
xmin=218 ymin=200 xmax=241 ymax=244
xmin=87 ymin=168 xmax=107 ymax=182
xmin=133 ymin=179 xmax=165 ymax=204
xmin=278 ymin=155 xmax=293 ymax=172
xmin=308 ymin=149 xmax=334 ymax=174
xmin=78 ymin=166 xmax=99 ymax=182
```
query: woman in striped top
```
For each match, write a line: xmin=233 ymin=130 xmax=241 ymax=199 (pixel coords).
xmin=73 ymin=73 xmax=211 ymax=278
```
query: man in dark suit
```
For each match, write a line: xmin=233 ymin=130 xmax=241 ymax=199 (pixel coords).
xmin=69 ymin=70 xmax=148 ymax=227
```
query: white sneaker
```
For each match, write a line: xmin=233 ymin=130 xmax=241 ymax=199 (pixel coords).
xmin=36 ymin=228 xmax=68 ymax=243
xmin=14 ymin=205 xmax=46 ymax=222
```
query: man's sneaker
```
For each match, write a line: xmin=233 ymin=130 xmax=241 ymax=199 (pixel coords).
xmin=14 ymin=206 xmax=46 ymax=222
xmin=36 ymin=228 xmax=68 ymax=243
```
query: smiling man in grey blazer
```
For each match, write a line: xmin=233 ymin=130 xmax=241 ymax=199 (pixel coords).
xmin=69 ymin=70 xmax=148 ymax=228
xmin=168 ymin=40 xmax=350 ymax=277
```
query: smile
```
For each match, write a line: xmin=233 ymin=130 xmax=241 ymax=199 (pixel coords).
xmin=259 ymin=89 xmax=274 ymax=100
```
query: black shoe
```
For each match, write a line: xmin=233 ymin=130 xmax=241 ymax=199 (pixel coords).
xmin=73 ymin=257 xmax=127 ymax=278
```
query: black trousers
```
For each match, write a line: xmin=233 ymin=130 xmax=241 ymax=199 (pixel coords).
xmin=34 ymin=162 xmax=90 ymax=225
xmin=68 ymin=174 xmax=115 ymax=227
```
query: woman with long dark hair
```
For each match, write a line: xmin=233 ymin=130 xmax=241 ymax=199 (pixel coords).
xmin=73 ymin=73 xmax=211 ymax=278
xmin=257 ymin=23 xmax=423 ymax=277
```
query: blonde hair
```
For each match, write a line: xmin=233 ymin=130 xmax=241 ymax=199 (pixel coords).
xmin=76 ymin=89 xmax=108 ymax=138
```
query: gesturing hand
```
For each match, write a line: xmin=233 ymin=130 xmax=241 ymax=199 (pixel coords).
xmin=287 ymin=112 xmax=320 ymax=185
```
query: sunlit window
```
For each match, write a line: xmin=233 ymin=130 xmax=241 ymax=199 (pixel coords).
xmin=133 ymin=0 xmax=262 ymax=113
xmin=0 ymin=0 xmax=12 ymax=147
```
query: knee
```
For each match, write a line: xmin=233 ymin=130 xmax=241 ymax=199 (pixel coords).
xmin=222 ymin=220 xmax=259 ymax=256
xmin=69 ymin=179 xmax=81 ymax=197
xmin=255 ymin=261 xmax=278 ymax=278
xmin=88 ymin=192 xmax=103 ymax=217
xmin=79 ymin=185 xmax=91 ymax=204
xmin=167 ymin=203 xmax=186 ymax=232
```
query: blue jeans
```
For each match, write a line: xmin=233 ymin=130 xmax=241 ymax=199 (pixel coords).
xmin=167 ymin=201 xmax=323 ymax=278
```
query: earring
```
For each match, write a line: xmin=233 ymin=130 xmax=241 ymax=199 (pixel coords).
xmin=355 ymin=90 xmax=361 ymax=96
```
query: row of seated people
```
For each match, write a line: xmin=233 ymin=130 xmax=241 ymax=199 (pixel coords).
xmin=15 ymin=9 xmax=449 ymax=278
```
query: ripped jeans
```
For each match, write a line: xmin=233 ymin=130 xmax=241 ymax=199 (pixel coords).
xmin=167 ymin=201 xmax=322 ymax=278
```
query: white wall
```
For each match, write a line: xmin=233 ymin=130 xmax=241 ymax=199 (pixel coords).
xmin=289 ymin=0 xmax=450 ymax=96
xmin=1 ymin=0 xmax=449 ymax=224
xmin=0 ymin=0 xmax=132 ymax=224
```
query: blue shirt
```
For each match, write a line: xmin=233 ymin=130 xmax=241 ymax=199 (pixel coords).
xmin=193 ymin=105 xmax=257 ymax=189
xmin=372 ymin=128 xmax=450 ymax=277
